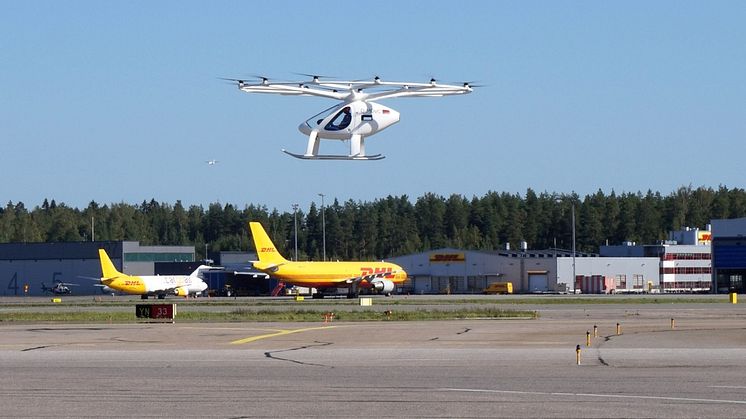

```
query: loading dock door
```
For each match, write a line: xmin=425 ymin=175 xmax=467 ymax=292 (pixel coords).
xmin=528 ymin=272 xmax=548 ymax=292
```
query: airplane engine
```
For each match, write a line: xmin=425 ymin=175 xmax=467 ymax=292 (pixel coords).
xmin=174 ymin=287 xmax=189 ymax=297
xmin=370 ymin=279 xmax=395 ymax=294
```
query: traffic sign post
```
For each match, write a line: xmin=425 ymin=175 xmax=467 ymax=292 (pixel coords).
xmin=135 ymin=304 xmax=176 ymax=323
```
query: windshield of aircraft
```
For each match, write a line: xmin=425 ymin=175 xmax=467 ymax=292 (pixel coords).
xmin=304 ymin=104 xmax=344 ymax=130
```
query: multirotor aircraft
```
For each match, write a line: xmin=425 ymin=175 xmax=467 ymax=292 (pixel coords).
xmin=224 ymin=75 xmax=475 ymax=160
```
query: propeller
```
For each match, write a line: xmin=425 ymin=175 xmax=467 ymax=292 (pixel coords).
xmin=460 ymin=81 xmax=486 ymax=88
xmin=248 ymin=74 xmax=272 ymax=85
xmin=217 ymin=77 xmax=246 ymax=87
xmin=294 ymin=73 xmax=336 ymax=83
xmin=219 ymin=74 xmax=279 ymax=86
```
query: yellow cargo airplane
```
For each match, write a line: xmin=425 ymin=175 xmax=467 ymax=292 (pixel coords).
xmin=248 ymin=222 xmax=407 ymax=298
xmin=98 ymin=249 xmax=210 ymax=299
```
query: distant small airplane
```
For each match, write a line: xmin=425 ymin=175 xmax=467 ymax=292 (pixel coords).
xmin=41 ymin=280 xmax=78 ymax=295
xmin=97 ymin=249 xmax=214 ymax=299
xmin=248 ymin=222 xmax=407 ymax=298
xmin=205 ymin=159 xmax=219 ymax=165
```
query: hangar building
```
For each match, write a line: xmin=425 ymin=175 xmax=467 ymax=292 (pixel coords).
xmin=0 ymin=241 xmax=194 ymax=296
xmin=387 ymin=248 xmax=658 ymax=294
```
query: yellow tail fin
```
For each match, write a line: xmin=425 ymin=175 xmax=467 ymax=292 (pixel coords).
xmin=98 ymin=249 xmax=122 ymax=278
xmin=249 ymin=222 xmax=288 ymax=264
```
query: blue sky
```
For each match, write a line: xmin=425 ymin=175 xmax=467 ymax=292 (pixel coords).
xmin=2 ymin=1 xmax=745 ymax=212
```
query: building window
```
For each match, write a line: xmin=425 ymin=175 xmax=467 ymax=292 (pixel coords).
xmin=124 ymin=252 xmax=194 ymax=262
xmin=633 ymin=275 xmax=644 ymax=289
xmin=615 ymin=274 xmax=627 ymax=289
xmin=663 ymin=253 xmax=711 ymax=261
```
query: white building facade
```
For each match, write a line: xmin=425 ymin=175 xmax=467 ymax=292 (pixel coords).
xmin=600 ymin=227 xmax=712 ymax=293
xmin=388 ymin=248 xmax=658 ymax=294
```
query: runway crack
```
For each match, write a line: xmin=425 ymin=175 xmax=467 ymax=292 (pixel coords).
xmin=264 ymin=340 xmax=333 ymax=367
xmin=21 ymin=345 xmax=56 ymax=352
xmin=457 ymin=328 xmax=471 ymax=335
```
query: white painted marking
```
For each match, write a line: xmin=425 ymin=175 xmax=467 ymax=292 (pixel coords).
xmin=443 ymin=388 xmax=746 ymax=405
xmin=709 ymin=385 xmax=746 ymax=389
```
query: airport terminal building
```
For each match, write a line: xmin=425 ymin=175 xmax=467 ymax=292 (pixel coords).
xmin=0 ymin=241 xmax=194 ymax=296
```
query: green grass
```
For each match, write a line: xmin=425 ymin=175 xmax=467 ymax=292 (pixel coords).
xmin=0 ymin=307 xmax=537 ymax=323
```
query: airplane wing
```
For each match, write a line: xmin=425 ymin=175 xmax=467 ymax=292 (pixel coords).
xmin=232 ymin=271 xmax=271 ymax=279
xmin=341 ymin=269 xmax=400 ymax=285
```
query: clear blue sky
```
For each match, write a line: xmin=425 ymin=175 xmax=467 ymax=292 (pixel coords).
xmin=2 ymin=1 xmax=745 ymax=213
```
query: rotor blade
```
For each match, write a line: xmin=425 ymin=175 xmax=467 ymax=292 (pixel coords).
xmin=458 ymin=81 xmax=486 ymax=88
xmin=294 ymin=72 xmax=337 ymax=80
xmin=217 ymin=77 xmax=244 ymax=82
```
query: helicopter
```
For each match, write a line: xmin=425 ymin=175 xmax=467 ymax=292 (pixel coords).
xmin=41 ymin=280 xmax=79 ymax=295
xmin=223 ymin=75 xmax=475 ymax=160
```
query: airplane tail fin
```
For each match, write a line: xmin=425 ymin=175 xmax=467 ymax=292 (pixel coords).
xmin=249 ymin=222 xmax=289 ymax=264
xmin=98 ymin=249 xmax=121 ymax=279
xmin=189 ymin=265 xmax=217 ymax=277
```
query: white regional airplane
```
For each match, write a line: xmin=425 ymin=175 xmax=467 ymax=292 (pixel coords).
xmin=97 ymin=249 xmax=211 ymax=299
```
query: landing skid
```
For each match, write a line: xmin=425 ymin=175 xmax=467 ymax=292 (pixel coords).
xmin=282 ymin=149 xmax=385 ymax=161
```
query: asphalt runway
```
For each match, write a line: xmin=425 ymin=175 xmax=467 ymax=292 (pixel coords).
xmin=1 ymin=300 xmax=746 ymax=417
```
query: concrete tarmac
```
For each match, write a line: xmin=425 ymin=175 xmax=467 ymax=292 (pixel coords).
xmin=1 ymin=301 xmax=745 ymax=417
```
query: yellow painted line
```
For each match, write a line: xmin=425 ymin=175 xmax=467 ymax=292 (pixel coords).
xmin=230 ymin=325 xmax=337 ymax=345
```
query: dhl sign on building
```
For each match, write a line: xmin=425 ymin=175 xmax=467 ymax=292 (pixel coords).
xmin=697 ymin=231 xmax=712 ymax=246
xmin=429 ymin=253 xmax=466 ymax=263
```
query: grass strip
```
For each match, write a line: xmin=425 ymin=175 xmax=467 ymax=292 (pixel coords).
xmin=0 ymin=295 xmax=729 ymax=309
xmin=0 ymin=308 xmax=537 ymax=323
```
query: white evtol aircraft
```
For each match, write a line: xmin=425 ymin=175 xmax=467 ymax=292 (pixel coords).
xmin=223 ymin=75 xmax=475 ymax=160
xmin=97 ymin=249 xmax=214 ymax=299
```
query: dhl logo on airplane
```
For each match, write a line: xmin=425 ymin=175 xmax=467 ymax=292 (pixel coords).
xmin=360 ymin=267 xmax=395 ymax=278
xmin=261 ymin=247 xmax=276 ymax=253
xmin=124 ymin=280 xmax=141 ymax=286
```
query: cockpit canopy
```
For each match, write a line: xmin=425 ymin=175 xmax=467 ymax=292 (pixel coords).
xmin=299 ymin=101 xmax=400 ymax=140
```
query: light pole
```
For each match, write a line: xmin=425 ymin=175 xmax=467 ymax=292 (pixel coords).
xmin=318 ymin=193 xmax=326 ymax=261
xmin=292 ymin=203 xmax=299 ymax=261
xmin=556 ymin=198 xmax=576 ymax=292
xmin=571 ymin=203 xmax=576 ymax=291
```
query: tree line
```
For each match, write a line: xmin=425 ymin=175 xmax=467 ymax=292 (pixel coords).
xmin=1 ymin=185 xmax=744 ymax=261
